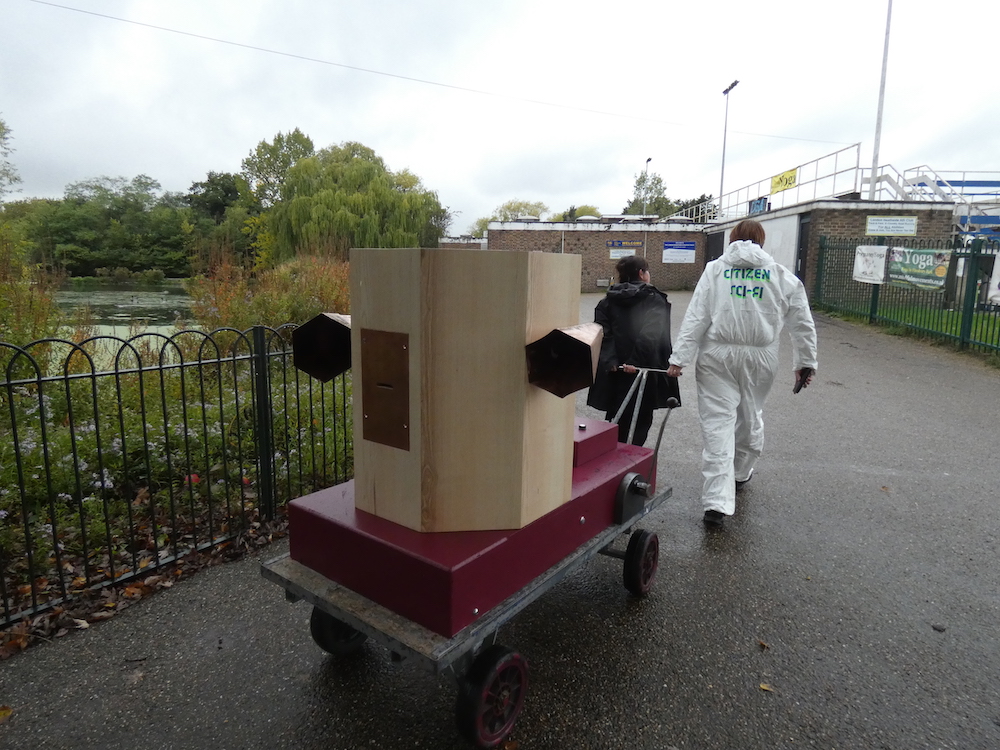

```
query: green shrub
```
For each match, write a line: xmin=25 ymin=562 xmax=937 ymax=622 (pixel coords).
xmin=0 ymin=225 xmax=64 ymax=346
xmin=186 ymin=254 xmax=349 ymax=331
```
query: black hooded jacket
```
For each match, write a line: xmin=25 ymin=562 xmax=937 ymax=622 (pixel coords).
xmin=586 ymin=281 xmax=681 ymax=411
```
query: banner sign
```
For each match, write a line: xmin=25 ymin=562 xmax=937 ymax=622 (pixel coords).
xmin=852 ymin=245 xmax=888 ymax=284
xmin=887 ymin=247 xmax=951 ymax=290
xmin=770 ymin=168 xmax=797 ymax=194
xmin=607 ymin=239 xmax=643 ymax=259
xmin=662 ymin=241 xmax=696 ymax=264
xmin=866 ymin=216 xmax=918 ymax=236
xmin=748 ymin=196 xmax=769 ymax=216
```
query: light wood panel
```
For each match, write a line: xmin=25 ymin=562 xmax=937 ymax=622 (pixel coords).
xmin=350 ymin=248 xmax=423 ymax=530
xmin=520 ymin=252 xmax=580 ymax=524
xmin=351 ymin=247 xmax=580 ymax=532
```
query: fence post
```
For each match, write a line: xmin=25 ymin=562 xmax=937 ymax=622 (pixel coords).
xmin=251 ymin=326 xmax=277 ymax=520
xmin=959 ymin=239 xmax=983 ymax=348
xmin=815 ymin=236 xmax=827 ymax=302
xmin=869 ymin=236 xmax=886 ymax=323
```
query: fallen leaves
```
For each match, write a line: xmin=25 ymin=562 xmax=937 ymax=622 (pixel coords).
xmin=0 ymin=705 xmax=13 ymax=724
xmin=1 ymin=509 xmax=289 ymax=659
xmin=759 ymin=683 xmax=774 ymax=692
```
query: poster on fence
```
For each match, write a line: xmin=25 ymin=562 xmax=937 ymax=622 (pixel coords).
xmin=990 ymin=256 xmax=1000 ymax=304
xmin=853 ymin=245 xmax=888 ymax=284
xmin=887 ymin=247 xmax=952 ymax=290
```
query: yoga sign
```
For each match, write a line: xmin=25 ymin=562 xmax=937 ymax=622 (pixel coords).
xmin=887 ymin=247 xmax=951 ymax=290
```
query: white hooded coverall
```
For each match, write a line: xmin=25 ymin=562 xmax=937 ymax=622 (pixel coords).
xmin=669 ymin=240 xmax=818 ymax=516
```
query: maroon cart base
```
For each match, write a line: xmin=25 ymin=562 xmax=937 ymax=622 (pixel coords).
xmin=288 ymin=417 xmax=655 ymax=638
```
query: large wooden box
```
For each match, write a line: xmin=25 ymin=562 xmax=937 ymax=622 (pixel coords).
xmin=350 ymin=248 xmax=581 ymax=532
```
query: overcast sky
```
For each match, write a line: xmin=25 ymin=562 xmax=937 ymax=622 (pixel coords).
xmin=3 ymin=0 xmax=998 ymax=234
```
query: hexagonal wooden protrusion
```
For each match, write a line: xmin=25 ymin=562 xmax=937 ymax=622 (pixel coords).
xmin=525 ymin=322 xmax=603 ymax=398
xmin=292 ymin=313 xmax=352 ymax=382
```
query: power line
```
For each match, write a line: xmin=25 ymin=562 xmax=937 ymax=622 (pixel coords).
xmin=30 ymin=0 xmax=851 ymax=146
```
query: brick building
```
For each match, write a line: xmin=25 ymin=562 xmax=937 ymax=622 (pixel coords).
xmin=486 ymin=218 xmax=707 ymax=292
xmin=484 ymin=200 xmax=956 ymax=298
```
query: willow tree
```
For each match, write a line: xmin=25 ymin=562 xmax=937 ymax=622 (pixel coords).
xmin=268 ymin=142 xmax=450 ymax=263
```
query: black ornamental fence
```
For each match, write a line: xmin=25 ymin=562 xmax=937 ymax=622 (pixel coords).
xmin=0 ymin=326 xmax=352 ymax=633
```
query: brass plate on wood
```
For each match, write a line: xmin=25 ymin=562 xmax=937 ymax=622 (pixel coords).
xmin=360 ymin=328 xmax=410 ymax=451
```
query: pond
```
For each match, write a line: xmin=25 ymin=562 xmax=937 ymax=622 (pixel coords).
xmin=55 ymin=281 xmax=194 ymax=338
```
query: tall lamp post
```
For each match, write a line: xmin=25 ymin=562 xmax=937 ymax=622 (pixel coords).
xmin=868 ymin=0 xmax=893 ymax=200
xmin=719 ymin=79 xmax=739 ymax=216
xmin=642 ymin=157 xmax=651 ymax=215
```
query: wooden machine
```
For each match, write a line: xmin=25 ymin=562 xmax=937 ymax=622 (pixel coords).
xmin=266 ymin=247 xmax=672 ymax=748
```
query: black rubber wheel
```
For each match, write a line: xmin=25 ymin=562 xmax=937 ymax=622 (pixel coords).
xmin=623 ymin=529 xmax=659 ymax=597
xmin=309 ymin=606 xmax=367 ymax=656
xmin=455 ymin=645 xmax=528 ymax=748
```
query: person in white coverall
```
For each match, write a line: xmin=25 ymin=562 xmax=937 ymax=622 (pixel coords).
xmin=666 ymin=219 xmax=818 ymax=528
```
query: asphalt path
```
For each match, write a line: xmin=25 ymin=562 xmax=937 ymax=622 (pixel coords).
xmin=1 ymin=292 xmax=999 ymax=749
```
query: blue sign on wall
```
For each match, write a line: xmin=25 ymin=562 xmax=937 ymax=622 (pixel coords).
xmin=748 ymin=196 xmax=769 ymax=215
xmin=662 ymin=241 xmax=696 ymax=264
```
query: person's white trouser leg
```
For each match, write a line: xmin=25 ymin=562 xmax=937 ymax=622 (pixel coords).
xmin=697 ymin=345 xmax=779 ymax=515
xmin=734 ymin=348 xmax=777 ymax=481
xmin=734 ymin=397 xmax=763 ymax=482
xmin=695 ymin=355 xmax=739 ymax=516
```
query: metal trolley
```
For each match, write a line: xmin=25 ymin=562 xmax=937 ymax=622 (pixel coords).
xmin=261 ymin=466 xmax=671 ymax=749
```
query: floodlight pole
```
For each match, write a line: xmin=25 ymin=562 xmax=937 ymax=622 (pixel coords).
xmin=720 ymin=80 xmax=739 ymax=216
xmin=642 ymin=157 xmax=651 ymax=215
xmin=868 ymin=0 xmax=893 ymax=200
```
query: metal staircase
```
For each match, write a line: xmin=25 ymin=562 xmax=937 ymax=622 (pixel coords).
xmin=865 ymin=165 xmax=1000 ymax=234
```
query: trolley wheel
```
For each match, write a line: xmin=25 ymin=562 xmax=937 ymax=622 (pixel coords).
xmin=455 ymin=645 xmax=528 ymax=748
xmin=309 ymin=606 xmax=367 ymax=656
xmin=623 ymin=528 xmax=659 ymax=597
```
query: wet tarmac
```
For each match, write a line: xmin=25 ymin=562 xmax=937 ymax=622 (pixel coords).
xmin=1 ymin=292 xmax=999 ymax=749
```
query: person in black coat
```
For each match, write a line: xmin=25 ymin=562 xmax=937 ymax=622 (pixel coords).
xmin=587 ymin=255 xmax=681 ymax=445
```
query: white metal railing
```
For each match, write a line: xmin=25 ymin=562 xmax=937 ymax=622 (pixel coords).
xmin=861 ymin=166 xmax=1000 ymax=228
xmin=671 ymin=144 xmax=862 ymax=223
xmin=860 ymin=164 xmax=908 ymax=200
xmin=671 ymin=145 xmax=1000 ymax=230
xmin=902 ymin=168 xmax=1000 ymax=200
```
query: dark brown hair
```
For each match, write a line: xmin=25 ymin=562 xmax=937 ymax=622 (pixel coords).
xmin=615 ymin=254 xmax=649 ymax=283
xmin=730 ymin=219 xmax=766 ymax=246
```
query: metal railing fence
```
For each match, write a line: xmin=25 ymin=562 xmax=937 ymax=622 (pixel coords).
xmin=1 ymin=326 xmax=352 ymax=631
xmin=814 ymin=236 xmax=1000 ymax=355
xmin=671 ymin=144 xmax=862 ymax=223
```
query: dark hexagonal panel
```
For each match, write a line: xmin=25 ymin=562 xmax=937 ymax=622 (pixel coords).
xmin=525 ymin=322 xmax=603 ymax=398
xmin=292 ymin=313 xmax=352 ymax=382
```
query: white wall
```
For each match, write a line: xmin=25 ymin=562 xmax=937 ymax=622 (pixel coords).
xmin=757 ymin=215 xmax=800 ymax=271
